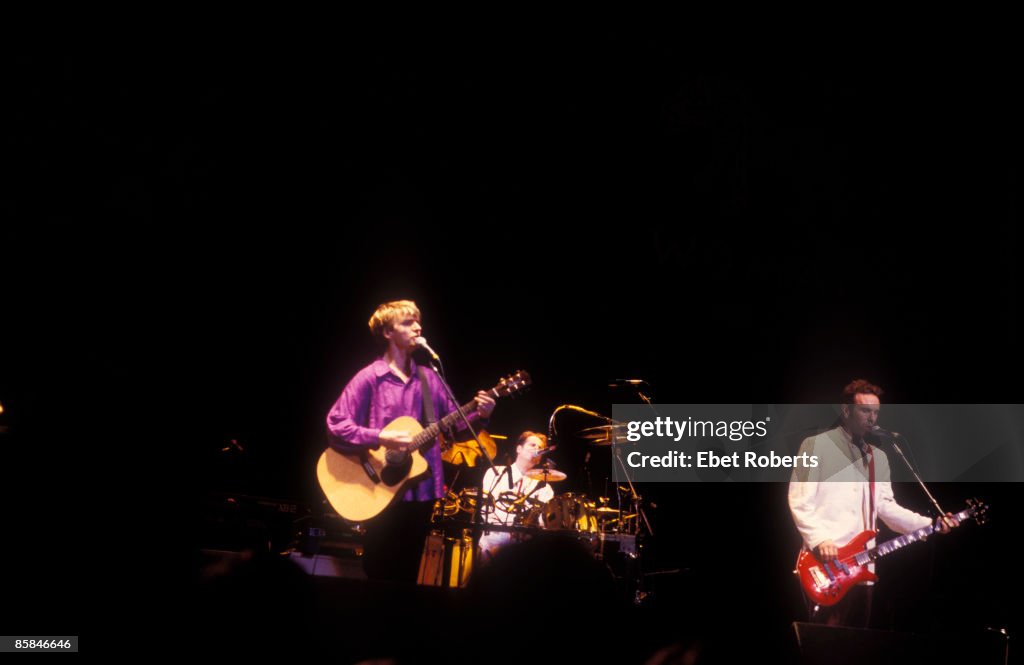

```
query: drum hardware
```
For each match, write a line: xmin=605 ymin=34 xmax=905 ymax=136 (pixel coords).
xmin=442 ymin=491 xmax=460 ymax=517
xmin=494 ymin=491 xmax=541 ymax=517
xmin=577 ymin=423 xmax=630 ymax=446
xmin=456 ymin=487 xmax=493 ymax=515
xmin=418 ymin=528 xmax=473 ymax=588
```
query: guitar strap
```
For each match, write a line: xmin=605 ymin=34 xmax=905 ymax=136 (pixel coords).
xmin=868 ymin=448 xmax=875 ymax=531
xmin=856 ymin=437 xmax=876 ymax=531
xmin=418 ymin=366 xmax=438 ymax=428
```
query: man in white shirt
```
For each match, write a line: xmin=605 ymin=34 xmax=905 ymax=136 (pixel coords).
xmin=788 ymin=379 xmax=956 ymax=627
xmin=478 ymin=431 xmax=556 ymax=562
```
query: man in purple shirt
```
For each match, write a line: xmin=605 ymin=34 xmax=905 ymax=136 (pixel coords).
xmin=327 ymin=300 xmax=496 ymax=581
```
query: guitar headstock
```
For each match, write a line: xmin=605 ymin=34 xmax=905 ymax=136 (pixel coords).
xmin=493 ymin=370 xmax=532 ymax=398
xmin=966 ymin=497 xmax=990 ymax=525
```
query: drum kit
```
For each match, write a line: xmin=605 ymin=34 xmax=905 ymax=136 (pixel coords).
xmin=421 ymin=405 xmax=651 ymax=589
xmin=518 ymin=492 xmax=638 ymax=535
xmin=481 ymin=485 xmax=639 ymax=537
xmin=440 ymin=419 xmax=644 ymax=539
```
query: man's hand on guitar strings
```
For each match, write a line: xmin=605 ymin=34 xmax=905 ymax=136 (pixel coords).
xmin=936 ymin=512 xmax=960 ymax=534
xmin=378 ymin=429 xmax=413 ymax=449
xmin=475 ymin=391 xmax=496 ymax=419
xmin=815 ymin=540 xmax=838 ymax=561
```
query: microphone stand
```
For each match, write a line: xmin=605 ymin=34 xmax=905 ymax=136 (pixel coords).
xmin=421 ymin=356 xmax=501 ymax=567
xmin=611 ymin=446 xmax=654 ymax=537
xmin=481 ymin=460 xmax=519 ymax=537
xmin=618 ymin=389 xmax=655 ymax=537
xmin=424 ymin=357 xmax=497 ymax=478
xmin=502 ymin=478 xmax=548 ymax=518
xmin=503 ymin=459 xmax=515 ymax=490
xmin=887 ymin=435 xmax=954 ymax=529
xmin=614 ymin=387 xmax=658 ymax=606
xmin=549 ymin=403 xmax=612 ymax=494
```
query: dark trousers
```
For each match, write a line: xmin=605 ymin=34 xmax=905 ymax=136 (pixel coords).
xmin=806 ymin=584 xmax=873 ymax=629
xmin=362 ymin=501 xmax=435 ymax=583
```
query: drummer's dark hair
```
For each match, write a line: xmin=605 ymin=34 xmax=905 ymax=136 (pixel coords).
xmin=516 ymin=431 xmax=548 ymax=449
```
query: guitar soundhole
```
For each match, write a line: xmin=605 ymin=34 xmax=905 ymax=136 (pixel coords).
xmin=381 ymin=457 xmax=413 ymax=486
xmin=385 ymin=449 xmax=409 ymax=466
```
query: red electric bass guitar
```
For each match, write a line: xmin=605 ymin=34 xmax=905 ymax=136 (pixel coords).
xmin=796 ymin=498 xmax=988 ymax=607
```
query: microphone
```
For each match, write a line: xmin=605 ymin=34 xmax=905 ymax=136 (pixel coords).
xmin=414 ymin=336 xmax=440 ymax=361
xmin=531 ymin=446 xmax=558 ymax=459
xmin=868 ymin=425 xmax=902 ymax=439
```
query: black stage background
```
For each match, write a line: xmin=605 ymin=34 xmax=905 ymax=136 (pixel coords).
xmin=2 ymin=40 xmax=1021 ymax=660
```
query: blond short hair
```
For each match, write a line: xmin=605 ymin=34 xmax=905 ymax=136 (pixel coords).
xmin=368 ymin=300 xmax=421 ymax=339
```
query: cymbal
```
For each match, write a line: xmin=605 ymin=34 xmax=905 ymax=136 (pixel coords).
xmin=524 ymin=468 xmax=567 ymax=482
xmin=578 ymin=425 xmax=608 ymax=436
xmin=578 ymin=424 xmax=628 ymax=446
xmin=594 ymin=507 xmax=621 ymax=515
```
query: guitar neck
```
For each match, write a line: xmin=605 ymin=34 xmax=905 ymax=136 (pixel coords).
xmin=865 ymin=506 xmax=974 ymax=563
xmin=411 ymin=399 xmax=480 ymax=451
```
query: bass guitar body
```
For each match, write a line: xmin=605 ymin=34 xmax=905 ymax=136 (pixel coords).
xmin=796 ymin=530 xmax=878 ymax=607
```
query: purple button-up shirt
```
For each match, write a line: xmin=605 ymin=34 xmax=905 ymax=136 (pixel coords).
xmin=326 ymin=358 xmax=483 ymax=502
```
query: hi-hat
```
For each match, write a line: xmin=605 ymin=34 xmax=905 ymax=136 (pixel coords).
xmin=524 ymin=468 xmax=567 ymax=482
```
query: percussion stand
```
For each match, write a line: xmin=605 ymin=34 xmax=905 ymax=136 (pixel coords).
xmin=610 ymin=447 xmax=652 ymax=604
xmin=610 ymin=446 xmax=653 ymax=537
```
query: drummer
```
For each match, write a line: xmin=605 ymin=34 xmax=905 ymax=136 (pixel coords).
xmin=478 ymin=431 xmax=557 ymax=561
